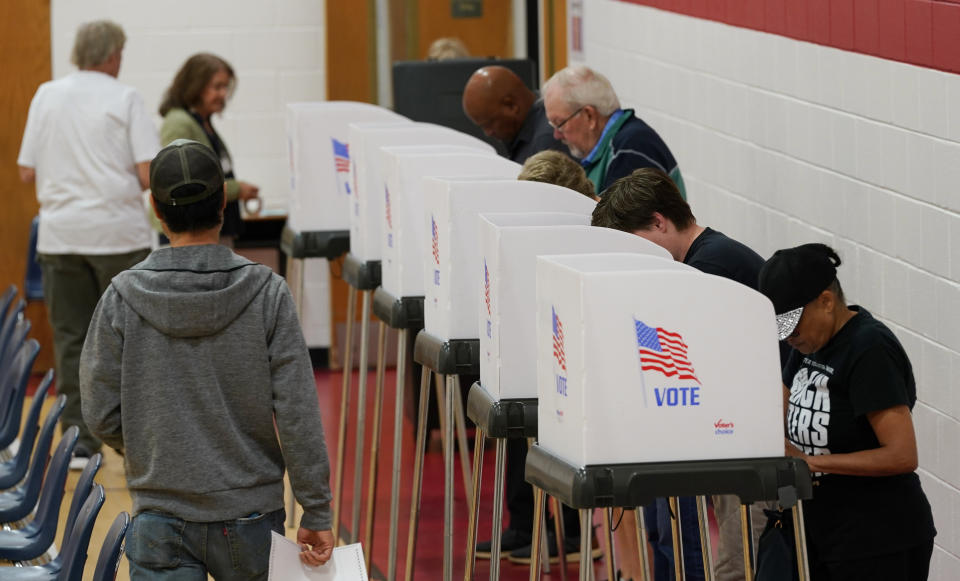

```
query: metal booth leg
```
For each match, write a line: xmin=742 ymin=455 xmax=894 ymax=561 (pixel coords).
xmin=579 ymin=509 xmax=593 ymax=581
xmin=350 ymin=289 xmax=373 ymax=544
xmin=452 ymin=376 xmax=474 ymax=508
xmin=792 ymin=501 xmax=811 ymax=581
xmin=331 ymin=287 xmax=357 ymax=542
xmin=668 ymin=497 xmax=686 ymax=581
xmin=528 ymin=486 xmax=546 ymax=581
xmin=601 ymin=509 xmax=615 ymax=581
xmin=404 ymin=369 xmax=433 ymax=581
xmin=633 ymin=508 xmax=651 ymax=581
xmin=464 ymin=426 xmax=485 ymax=581
xmin=696 ymin=495 xmax=715 ymax=580
xmin=551 ymin=497 xmax=568 ymax=581
xmin=740 ymin=504 xmax=756 ymax=581
xmin=387 ymin=328 xmax=408 ymax=581
xmin=489 ymin=438 xmax=508 ymax=580
xmin=443 ymin=374 xmax=456 ymax=581
xmin=362 ymin=321 xmax=388 ymax=572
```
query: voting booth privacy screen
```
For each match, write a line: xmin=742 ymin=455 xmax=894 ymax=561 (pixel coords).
xmin=391 ymin=58 xmax=538 ymax=155
xmin=347 ymin=123 xmax=494 ymax=262
xmin=478 ymin=216 xmax=672 ymax=401
xmin=380 ymin=148 xmax=517 ymax=300
xmin=285 ymin=102 xmax=406 ymax=232
xmin=422 ymin=178 xmax=598 ymax=341
xmin=536 ymin=253 xmax=784 ymax=467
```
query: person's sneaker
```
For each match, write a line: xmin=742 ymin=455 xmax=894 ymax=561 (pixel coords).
xmin=475 ymin=528 xmax=532 ymax=559
xmin=506 ymin=529 xmax=602 ymax=564
xmin=69 ymin=445 xmax=93 ymax=471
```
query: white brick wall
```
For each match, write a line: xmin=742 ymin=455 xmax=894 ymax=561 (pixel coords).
xmin=582 ymin=0 xmax=960 ymax=574
xmin=51 ymin=0 xmax=327 ymax=211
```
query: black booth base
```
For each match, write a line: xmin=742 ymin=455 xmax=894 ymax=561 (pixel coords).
xmin=342 ymin=253 xmax=381 ymax=290
xmin=279 ymin=226 xmax=349 ymax=260
xmin=372 ymin=288 xmax=424 ymax=330
xmin=524 ymin=444 xmax=813 ymax=510
xmin=413 ymin=331 xmax=480 ymax=375
xmin=466 ymin=382 xmax=537 ymax=439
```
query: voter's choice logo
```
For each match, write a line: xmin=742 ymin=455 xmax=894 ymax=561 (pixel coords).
xmin=331 ymin=138 xmax=351 ymax=198
xmin=431 ymin=214 xmax=440 ymax=287
xmin=483 ymin=259 xmax=492 ymax=338
xmin=385 ymin=186 xmax=394 ymax=248
xmin=634 ymin=318 xmax=701 ymax=408
xmin=714 ymin=419 xmax=735 ymax=436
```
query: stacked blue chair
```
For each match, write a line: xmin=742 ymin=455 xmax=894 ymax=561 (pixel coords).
xmin=0 ymin=299 xmax=27 ymax=376
xmin=0 ymin=338 xmax=40 ymax=464
xmin=0 ymin=426 xmax=78 ymax=560
xmin=24 ymin=218 xmax=43 ymax=302
xmin=0 ymin=370 xmax=54 ymax=489
xmin=0 ymin=484 xmax=106 ymax=580
xmin=91 ymin=512 xmax=131 ymax=581
xmin=0 ymin=286 xmax=15 ymax=329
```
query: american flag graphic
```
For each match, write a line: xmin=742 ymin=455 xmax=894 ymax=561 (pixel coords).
xmin=431 ymin=215 xmax=439 ymax=265
xmin=332 ymin=139 xmax=350 ymax=173
xmin=634 ymin=319 xmax=700 ymax=383
xmin=552 ymin=307 xmax=566 ymax=372
xmin=483 ymin=260 xmax=491 ymax=315
xmin=384 ymin=186 xmax=393 ymax=229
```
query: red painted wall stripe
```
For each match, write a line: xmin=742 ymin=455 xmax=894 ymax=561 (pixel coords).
xmin=619 ymin=0 xmax=960 ymax=74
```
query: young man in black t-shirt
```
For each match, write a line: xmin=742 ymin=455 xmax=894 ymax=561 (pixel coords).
xmin=592 ymin=168 xmax=777 ymax=581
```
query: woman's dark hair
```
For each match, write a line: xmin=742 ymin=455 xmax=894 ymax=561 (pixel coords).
xmin=591 ymin=168 xmax=694 ymax=232
xmin=158 ymin=53 xmax=235 ymax=116
xmin=154 ymin=186 xmax=225 ymax=233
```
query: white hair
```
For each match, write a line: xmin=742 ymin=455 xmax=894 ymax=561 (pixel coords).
xmin=542 ymin=65 xmax=621 ymax=116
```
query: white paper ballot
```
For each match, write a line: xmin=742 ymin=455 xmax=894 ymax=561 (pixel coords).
xmin=269 ymin=532 xmax=367 ymax=581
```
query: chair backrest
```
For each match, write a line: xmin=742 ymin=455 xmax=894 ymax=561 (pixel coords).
xmin=60 ymin=452 xmax=102 ymax=551
xmin=24 ymin=218 xmax=43 ymax=301
xmin=18 ymin=425 xmax=77 ymax=547
xmin=0 ymin=338 xmax=41 ymax=450
xmin=0 ymin=406 xmax=69 ymax=525
xmin=91 ymin=511 xmax=130 ymax=581
xmin=0 ymin=299 xmax=26 ymax=375
xmin=58 ymin=484 xmax=105 ymax=581
xmin=0 ymin=286 xmax=15 ymax=326
xmin=0 ymin=369 xmax=54 ymax=490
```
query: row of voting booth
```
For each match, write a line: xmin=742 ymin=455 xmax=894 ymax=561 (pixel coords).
xmin=282 ymin=102 xmax=814 ymax=581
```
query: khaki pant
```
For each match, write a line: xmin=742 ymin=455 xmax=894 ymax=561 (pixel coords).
xmin=712 ymin=495 xmax=774 ymax=581
xmin=38 ymin=249 xmax=150 ymax=454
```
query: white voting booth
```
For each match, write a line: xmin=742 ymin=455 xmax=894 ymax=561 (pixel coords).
xmin=348 ymin=123 xmax=494 ymax=263
xmin=478 ymin=216 xmax=672 ymax=401
xmin=380 ymin=149 xmax=519 ymax=300
xmin=535 ymin=253 xmax=784 ymax=468
xmin=421 ymin=179 xmax=597 ymax=341
xmin=285 ymin=102 xmax=406 ymax=232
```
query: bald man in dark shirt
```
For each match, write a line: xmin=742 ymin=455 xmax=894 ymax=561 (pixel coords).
xmin=462 ymin=65 xmax=569 ymax=163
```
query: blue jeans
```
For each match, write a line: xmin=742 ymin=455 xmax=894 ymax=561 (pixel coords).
xmin=126 ymin=509 xmax=285 ymax=580
xmin=644 ymin=497 xmax=705 ymax=581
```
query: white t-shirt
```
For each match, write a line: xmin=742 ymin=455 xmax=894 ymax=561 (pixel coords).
xmin=18 ymin=71 xmax=160 ymax=254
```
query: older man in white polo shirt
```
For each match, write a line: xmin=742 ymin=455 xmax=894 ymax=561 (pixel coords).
xmin=18 ymin=19 xmax=160 ymax=468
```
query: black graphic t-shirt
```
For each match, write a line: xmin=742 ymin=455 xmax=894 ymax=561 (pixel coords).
xmin=782 ymin=306 xmax=936 ymax=561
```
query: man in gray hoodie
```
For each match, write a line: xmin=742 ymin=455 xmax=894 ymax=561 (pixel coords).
xmin=80 ymin=139 xmax=334 ymax=579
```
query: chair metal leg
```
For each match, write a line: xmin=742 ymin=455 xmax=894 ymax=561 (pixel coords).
xmin=793 ymin=501 xmax=811 ymax=581
xmin=332 ymin=287 xmax=356 ymax=543
xmin=579 ymin=509 xmax=593 ymax=581
xmin=464 ymin=426 xmax=485 ymax=581
xmin=387 ymin=329 xmax=408 ymax=581
xmin=668 ymin=497 xmax=685 ymax=581
xmin=601 ymin=508 xmax=615 ymax=581
xmin=489 ymin=438 xmax=507 ymax=581
xmin=452 ymin=375 xmax=473 ymax=508
xmin=528 ymin=486 xmax=546 ymax=581
xmin=740 ymin=504 xmax=755 ymax=581
xmin=633 ymin=508 xmax=651 ymax=581
xmin=363 ymin=321 xmax=388 ymax=573
xmin=696 ymin=495 xmax=715 ymax=580
xmin=551 ymin=497 xmax=568 ymax=581
xmin=404 ymin=369 xmax=432 ymax=581
xmin=443 ymin=375 xmax=455 ymax=581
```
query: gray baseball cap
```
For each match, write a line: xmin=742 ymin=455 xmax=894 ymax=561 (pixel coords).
xmin=150 ymin=139 xmax=224 ymax=206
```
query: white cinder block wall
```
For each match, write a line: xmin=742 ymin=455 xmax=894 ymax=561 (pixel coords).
xmin=579 ymin=1 xmax=960 ymax=576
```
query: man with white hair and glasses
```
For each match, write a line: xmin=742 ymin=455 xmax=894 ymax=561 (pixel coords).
xmin=543 ymin=65 xmax=685 ymax=197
